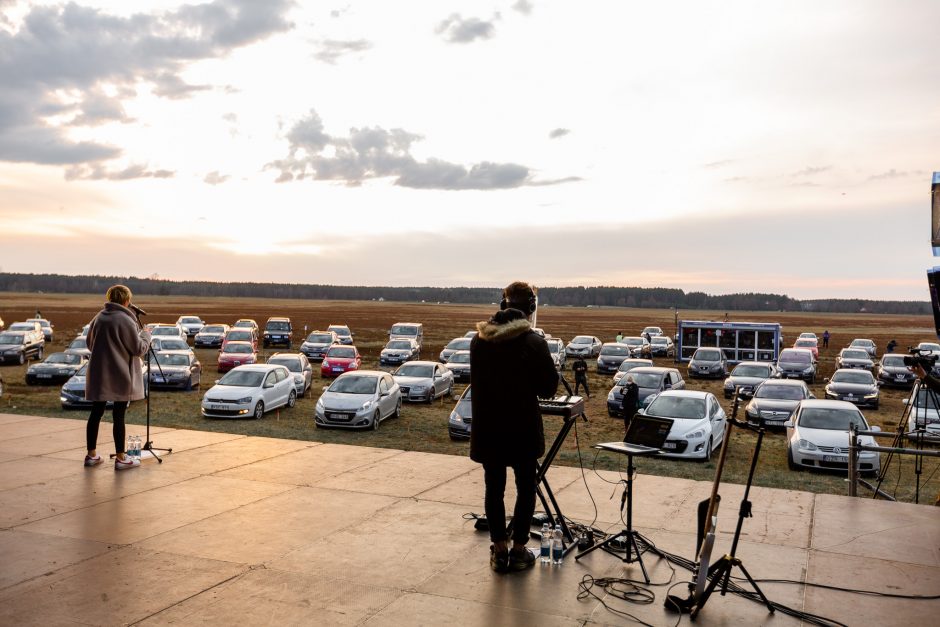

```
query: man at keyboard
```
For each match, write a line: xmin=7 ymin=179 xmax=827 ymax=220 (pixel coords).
xmin=470 ymin=281 xmax=559 ymax=573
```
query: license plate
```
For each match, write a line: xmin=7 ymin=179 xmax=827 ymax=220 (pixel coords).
xmin=154 ymin=376 xmax=164 ymax=382
xmin=332 ymin=367 xmax=342 ymax=372
xmin=38 ymin=374 xmax=52 ymax=378
xmin=210 ymin=404 xmax=226 ymax=410
xmin=823 ymin=455 xmax=848 ymax=463
xmin=700 ymin=367 xmax=708 ymax=371
xmin=662 ymin=442 xmax=676 ymax=449
xmin=765 ymin=419 xmax=785 ymax=425
xmin=896 ymin=374 xmax=905 ymax=380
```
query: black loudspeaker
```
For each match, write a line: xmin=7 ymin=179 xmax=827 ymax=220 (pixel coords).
xmin=500 ymin=292 xmax=537 ymax=315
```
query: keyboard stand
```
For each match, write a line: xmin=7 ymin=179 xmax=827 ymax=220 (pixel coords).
xmin=534 ymin=409 xmax=582 ymax=554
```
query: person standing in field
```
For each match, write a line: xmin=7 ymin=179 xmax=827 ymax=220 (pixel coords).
xmin=573 ymin=355 xmax=590 ymax=397
xmin=469 ymin=281 xmax=558 ymax=572
xmin=616 ymin=331 xmax=623 ymax=343
xmin=621 ymin=375 xmax=639 ymax=420
xmin=84 ymin=285 xmax=151 ymax=470
xmin=823 ymin=330 xmax=830 ymax=349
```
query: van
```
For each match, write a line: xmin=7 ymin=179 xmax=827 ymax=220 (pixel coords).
xmin=389 ymin=322 xmax=424 ymax=349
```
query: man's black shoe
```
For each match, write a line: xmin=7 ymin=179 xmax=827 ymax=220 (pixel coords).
xmin=508 ymin=546 xmax=536 ymax=571
xmin=490 ymin=545 xmax=510 ymax=573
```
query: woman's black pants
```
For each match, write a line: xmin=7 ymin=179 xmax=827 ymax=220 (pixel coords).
xmin=86 ymin=401 xmax=129 ymax=454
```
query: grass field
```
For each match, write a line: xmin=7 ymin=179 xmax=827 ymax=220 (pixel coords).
xmin=1 ymin=291 xmax=937 ymax=504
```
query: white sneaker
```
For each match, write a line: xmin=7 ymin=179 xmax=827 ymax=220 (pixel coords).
xmin=115 ymin=456 xmax=141 ymax=471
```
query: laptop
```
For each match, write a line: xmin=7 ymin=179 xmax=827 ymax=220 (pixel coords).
xmin=595 ymin=415 xmax=674 ymax=455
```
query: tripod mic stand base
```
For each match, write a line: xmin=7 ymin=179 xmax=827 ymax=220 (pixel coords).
xmin=142 ymin=442 xmax=172 ymax=464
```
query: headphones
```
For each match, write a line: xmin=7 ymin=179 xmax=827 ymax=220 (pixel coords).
xmin=500 ymin=291 xmax=537 ymax=315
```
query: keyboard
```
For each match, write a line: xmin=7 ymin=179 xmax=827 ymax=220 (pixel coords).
xmin=539 ymin=395 xmax=585 ymax=419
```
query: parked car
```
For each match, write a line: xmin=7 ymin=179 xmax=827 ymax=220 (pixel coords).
xmin=848 ymin=338 xmax=877 ymax=358
xmin=444 ymin=350 xmax=471 ymax=382
xmin=266 ymin=352 xmax=313 ymax=397
xmin=222 ymin=328 xmax=259 ymax=351
xmin=835 ymin=348 xmax=874 ymax=371
xmin=148 ymin=351 xmax=202 ymax=390
xmin=217 ymin=341 xmax=258 ymax=373
xmin=380 ymin=338 xmax=420 ymax=366
xmin=79 ymin=324 xmax=90 ymax=337
xmin=439 ymin=337 xmax=472 ymax=363
xmin=0 ymin=372 xmax=3 ymax=397
xmin=607 ymin=366 xmax=686 ymax=417
xmin=688 ymin=347 xmax=728 ymax=379
xmin=150 ymin=324 xmax=187 ymax=342
xmin=315 ymin=370 xmax=401 ymax=430
xmin=722 ymin=361 xmax=778 ymax=399
xmin=0 ymin=330 xmax=44 ymax=364
xmin=464 ymin=330 xmax=478 ymax=338
xmin=176 ymin=315 xmax=205 ymax=337
xmin=327 ymin=324 xmax=354 ymax=345
xmin=792 ymin=338 xmax=819 ymax=359
xmin=233 ymin=319 xmax=259 ymax=333
xmin=60 ymin=363 xmax=146 ymax=409
xmin=641 ymin=326 xmax=663 ymax=339
xmin=262 ymin=317 xmax=293 ymax=349
xmin=448 ymin=385 xmax=472 ymax=440
xmin=785 ymin=400 xmax=880 ymax=474
xmin=321 ymin=345 xmax=362 ymax=377
xmin=824 ymin=369 xmax=880 ymax=409
xmin=546 ymin=338 xmax=566 ymax=370
xmin=905 ymin=388 xmax=940 ymax=442
xmin=152 ymin=337 xmax=192 ymax=353
xmin=26 ymin=352 xmax=86 ymax=385
xmin=64 ymin=337 xmax=91 ymax=359
xmin=775 ymin=348 xmax=817 ymax=383
xmin=612 ymin=358 xmax=654 ymax=384
xmin=27 ymin=318 xmax=54 ymax=342
xmin=596 ymin=342 xmax=635 ymax=374
xmin=194 ymin=324 xmax=230 ymax=348
xmin=8 ymin=321 xmax=43 ymax=336
xmin=798 ymin=332 xmax=818 ymax=341
xmin=300 ymin=330 xmax=339 ymax=361
xmin=915 ymin=342 xmax=940 ymax=375
xmin=744 ymin=379 xmax=814 ymax=428
xmin=392 ymin=360 xmax=455 ymax=403
xmin=649 ymin=336 xmax=675 ymax=358
xmin=875 ymin=353 xmax=916 ymax=388
xmin=565 ymin=335 xmax=602 ymax=358
xmin=636 ymin=390 xmax=726 ymax=461
xmin=389 ymin=322 xmax=424 ymax=349
xmin=619 ymin=336 xmax=652 ymax=358
xmin=201 ymin=364 xmax=296 ymax=419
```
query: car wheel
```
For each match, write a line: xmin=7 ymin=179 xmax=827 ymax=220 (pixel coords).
xmin=871 ymin=401 xmax=879 ymax=410
xmin=372 ymin=410 xmax=381 ymax=430
xmin=287 ymin=389 xmax=297 ymax=408
xmin=253 ymin=400 xmax=264 ymax=420
xmin=185 ymin=376 xmax=193 ymax=391
xmin=698 ymin=437 xmax=713 ymax=463
xmin=787 ymin=446 xmax=798 ymax=470
xmin=18 ymin=352 xmax=25 ymax=365
xmin=394 ymin=398 xmax=402 ymax=419
xmin=37 ymin=347 xmax=43 ymax=360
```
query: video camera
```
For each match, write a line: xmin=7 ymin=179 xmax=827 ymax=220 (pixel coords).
xmin=903 ymin=347 xmax=939 ymax=370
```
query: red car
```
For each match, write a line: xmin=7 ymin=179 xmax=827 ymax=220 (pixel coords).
xmin=793 ymin=338 xmax=819 ymax=360
xmin=221 ymin=328 xmax=258 ymax=351
xmin=321 ymin=345 xmax=361 ymax=377
xmin=217 ymin=341 xmax=258 ymax=373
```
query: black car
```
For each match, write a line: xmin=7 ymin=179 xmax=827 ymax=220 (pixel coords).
xmin=263 ymin=317 xmax=293 ymax=348
xmin=875 ymin=354 xmax=916 ymax=388
xmin=722 ymin=361 xmax=777 ymax=399
xmin=444 ymin=350 xmax=471 ymax=382
xmin=744 ymin=379 xmax=814 ymax=428
xmin=194 ymin=324 xmax=230 ymax=348
xmin=835 ymin=348 xmax=874 ymax=371
xmin=0 ymin=331 xmax=44 ymax=364
xmin=775 ymin=348 xmax=816 ymax=383
xmin=824 ymin=369 xmax=880 ymax=409
xmin=26 ymin=352 xmax=86 ymax=385
xmin=147 ymin=351 xmax=202 ymax=390
xmin=596 ymin=343 xmax=634 ymax=374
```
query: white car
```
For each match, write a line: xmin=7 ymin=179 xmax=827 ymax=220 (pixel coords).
xmin=266 ymin=352 xmax=313 ymax=397
xmin=848 ymin=338 xmax=877 ymax=358
xmin=315 ymin=370 xmax=402 ymax=430
xmin=638 ymin=390 xmax=726 ymax=461
xmin=201 ymin=364 xmax=296 ymax=419
xmin=905 ymin=388 xmax=940 ymax=442
xmin=641 ymin=326 xmax=663 ymax=338
xmin=619 ymin=336 xmax=651 ymax=357
xmin=65 ymin=337 xmax=91 ymax=359
xmin=152 ymin=337 xmax=192 ymax=353
xmin=151 ymin=324 xmax=188 ymax=341
xmin=566 ymin=335 xmax=602 ymax=357
xmin=612 ymin=358 xmax=654 ymax=384
xmin=546 ymin=338 xmax=566 ymax=370
xmin=798 ymin=332 xmax=818 ymax=341
xmin=176 ymin=315 xmax=205 ymax=337
xmin=393 ymin=360 xmax=455 ymax=403
xmin=785 ymin=400 xmax=880 ymax=475
xmin=327 ymin=324 xmax=354 ymax=345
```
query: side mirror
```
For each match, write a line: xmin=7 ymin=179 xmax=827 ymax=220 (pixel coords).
xmin=871 ymin=425 xmax=882 ymax=432
xmin=452 ymin=394 xmax=460 ymax=401
xmin=902 ymin=398 xmax=909 ymax=405
xmin=264 ymin=383 xmax=274 ymax=389
xmin=380 ymin=391 xmax=389 ymax=397
xmin=214 ymin=379 xmax=220 ymax=384
xmin=783 ymin=420 xmax=794 ymax=428
xmin=322 ymin=385 xmax=328 ymax=392
xmin=823 ymin=377 xmax=830 ymax=383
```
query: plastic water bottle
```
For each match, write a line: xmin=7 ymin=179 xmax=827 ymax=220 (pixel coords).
xmin=552 ymin=524 xmax=564 ymax=565
xmin=126 ymin=435 xmax=136 ymax=459
xmin=540 ymin=523 xmax=551 ymax=564
xmin=131 ymin=436 xmax=141 ymax=459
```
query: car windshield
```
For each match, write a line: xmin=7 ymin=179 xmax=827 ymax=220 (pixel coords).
xmin=180 ymin=317 xmax=201 ymax=324
xmin=397 ymin=364 xmax=432 ymax=378
xmin=224 ymin=344 xmax=253 ymax=354
xmin=799 ymin=407 xmax=866 ymax=430
xmin=9 ymin=324 xmax=35 ymax=331
xmin=882 ymin=355 xmax=905 ymax=367
xmin=391 ymin=325 xmax=418 ymax=335
xmin=152 ymin=327 xmax=177 ymax=335
xmin=266 ymin=321 xmax=290 ymax=331
xmin=203 ymin=326 xmax=225 ymax=333
xmin=780 ymin=351 xmax=811 ymax=364
xmin=69 ymin=339 xmax=87 ymax=349
xmin=0 ymin=334 xmax=24 ymax=344
xmin=694 ymin=350 xmax=721 ymax=361
xmin=307 ymin=333 xmax=333 ymax=343
xmin=795 ymin=340 xmax=816 ymax=347
xmin=832 ymin=371 xmax=874 ymax=384
xmin=915 ymin=390 xmax=940 ymax=408
xmin=74 ymin=363 xmax=88 ymax=376
xmin=47 ymin=353 xmax=80 ymax=364
xmin=448 ymin=353 xmax=470 ymax=364
xmin=218 ymin=370 xmax=264 ymax=387
xmin=624 ymin=373 xmax=663 ymax=389
xmin=547 ymin=342 xmax=560 ymax=353
xmin=651 ymin=338 xmax=668 ymax=345
xmin=229 ymin=331 xmax=251 ymax=340
xmin=755 ymin=384 xmax=804 ymax=400
xmin=330 ymin=376 xmax=378 ymax=394
xmin=601 ymin=345 xmax=631 ymax=356
xmin=330 ymin=326 xmax=350 ymax=335
xmin=160 ymin=340 xmax=188 ymax=350
xmin=842 ymin=350 xmax=868 ymax=360
xmin=646 ymin=396 xmax=706 ymax=420
xmin=328 ymin=347 xmax=355 ymax=358
xmin=572 ymin=336 xmax=592 ymax=344
xmin=268 ymin=358 xmax=301 ymax=372
xmin=643 ymin=328 xmax=661 ymax=334
xmin=155 ymin=354 xmax=190 ymax=366
xmin=731 ymin=365 xmax=770 ymax=378
xmin=446 ymin=338 xmax=471 ymax=350
xmin=234 ymin=321 xmax=254 ymax=327
xmin=618 ymin=361 xmax=650 ymax=372
xmin=851 ymin=340 xmax=872 ymax=348
xmin=919 ymin=343 xmax=940 ymax=352
xmin=387 ymin=340 xmax=412 ymax=350
xmin=623 ymin=338 xmax=644 ymax=346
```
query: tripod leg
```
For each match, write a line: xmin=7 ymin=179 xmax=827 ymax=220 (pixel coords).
xmin=690 ymin=558 xmax=732 ymax=620
xmin=143 ymin=441 xmax=163 ymax=463
xmin=736 ymin=561 xmax=775 ymax=613
xmin=628 ymin=532 xmax=650 ymax=583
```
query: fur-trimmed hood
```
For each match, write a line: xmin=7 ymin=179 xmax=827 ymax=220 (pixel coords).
xmin=476 ymin=308 xmax=531 ymax=343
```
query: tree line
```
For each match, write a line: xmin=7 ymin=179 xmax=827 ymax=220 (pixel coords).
xmin=0 ymin=273 xmax=929 ymax=315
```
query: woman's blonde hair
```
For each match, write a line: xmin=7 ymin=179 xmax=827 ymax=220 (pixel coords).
xmin=106 ymin=284 xmax=133 ymax=305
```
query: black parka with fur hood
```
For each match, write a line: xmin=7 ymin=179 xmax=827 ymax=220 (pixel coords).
xmin=469 ymin=308 xmax=559 ymax=465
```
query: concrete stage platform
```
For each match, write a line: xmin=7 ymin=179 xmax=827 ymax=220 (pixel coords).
xmin=0 ymin=413 xmax=937 ymax=626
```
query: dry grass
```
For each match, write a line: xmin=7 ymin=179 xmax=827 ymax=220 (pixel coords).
xmin=1 ymin=292 xmax=937 ymax=504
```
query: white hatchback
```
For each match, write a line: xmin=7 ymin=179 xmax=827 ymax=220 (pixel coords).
xmin=637 ymin=390 xmax=726 ymax=461
xmin=201 ymin=364 xmax=296 ymax=420
xmin=785 ymin=400 xmax=880 ymax=475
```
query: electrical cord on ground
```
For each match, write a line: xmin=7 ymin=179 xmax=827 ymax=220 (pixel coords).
xmin=577 ymin=574 xmax=682 ymax=627
xmin=730 ymin=576 xmax=940 ymax=600
xmin=573 ymin=417 xmax=601 ymax=531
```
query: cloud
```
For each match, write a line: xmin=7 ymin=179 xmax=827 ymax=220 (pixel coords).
xmin=203 ymin=171 xmax=229 ymax=185
xmin=435 ymin=13 xmax=499 ymax=44
xmin=512 ymin=0 xmax=534 ymax=16
xmin=548 ymin=128 xmax=569 ymax=139
xmin=269 ymin=109 xmax=579 ymax=190
xmin=64 ymin=164 xmax=175 ymax=181
xmin=868 ymin=168 xmax=908 ymax=181
xmin=791 ymin=165 xmax=832 ymax=177
xmin=0 ymin=0 xmax=293 ymax=169
xmin=313 ymin=38 xmax=372 ymax=64
xmin=703 ymin=159 xmax=735 ymax=169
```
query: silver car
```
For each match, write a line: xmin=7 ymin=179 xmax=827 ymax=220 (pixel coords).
xmin=380 ymin=338 xmax=420 ymax=366
xmin=835 ymin=348 xmax=874 ymax=371
xmin=444 ymin=350 xmax=471 ymax=382
xmin=315 ymin=371 xmax=402 ymax=430
xmin=688 ymin=347 xmax=728 ymax=379
xmin=176 ymin=316 xmax=205 ymax=337
xmin=785 ymin=400 xmax=880 ymax=475
xmin=566 ymin=335 xmax=602 ymax=357
xmin=546 ymin=338 xmax=566 ymax=370
xmin=328 ymin=324 xmax=354 ymax=345
xmin=848 ymin=338 xmax=877 ymax=358
xmin=649 ymin=336 xmax=675 ymax=358
xmin=439 ymin=337 xmax=472 ymax=363
xmin=151 ymin=324 xmax=188 ymax=342
xmin=152 ymin=337 xmax=192 ymax=353
xmin=612 ymin=358 xmax=654 ymax=384
xmin=65 ymin=337 xmax=91 ymax=359
xmin=619 ymin=336 xmax=651 ymax=358
xmin=393 ymin=361 xmax=455 ymax=403
xmin=267 ymin=352 xmax=313 ymax=397
xmin=722 ymin=361 xmax=778 ymax=399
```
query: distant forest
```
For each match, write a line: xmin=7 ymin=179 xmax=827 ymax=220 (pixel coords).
xmin=0 ymin=273 xmax=929 ymax=315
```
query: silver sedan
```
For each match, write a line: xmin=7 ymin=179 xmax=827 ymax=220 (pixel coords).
xmin=393 ymin=361 xmax=455 ymax=403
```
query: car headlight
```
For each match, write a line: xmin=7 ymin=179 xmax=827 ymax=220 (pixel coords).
xmin=322 ymin=360 xmax=330 ymax=367
xmin=236 ymin=396 xmax=253 ymax=404
xmin=798 ymin=439 xmax=818 ymax=451
xmin=360 ymin=400 xmax=373 ymax=410
xmin=449 ymin=411 xmax=463 ymax=424
xmin=864 ymin=392 xmax=878 ymax=399
xmin=412 ymin=385 xmax=428 ymax=392
xmin=803 ymin=367 xmax=814 ymax=374
xmin=316 ymin=398 xmax=324 ymax=409
xmin=685 ymin=429 xmax=705 ymax=440
xmin=293 ymin=374 xmax=303 ymax=382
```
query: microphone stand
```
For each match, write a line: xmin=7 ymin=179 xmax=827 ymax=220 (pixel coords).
xmin=130 ymin=310 xmax=172 ymax=463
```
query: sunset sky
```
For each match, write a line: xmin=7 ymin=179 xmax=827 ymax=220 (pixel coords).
xmin=0 ymin=0 xmax=937 ymax=300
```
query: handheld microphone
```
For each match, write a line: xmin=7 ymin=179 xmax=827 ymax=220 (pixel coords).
xmin=129 ymin=304 xmax=148 ymax=316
